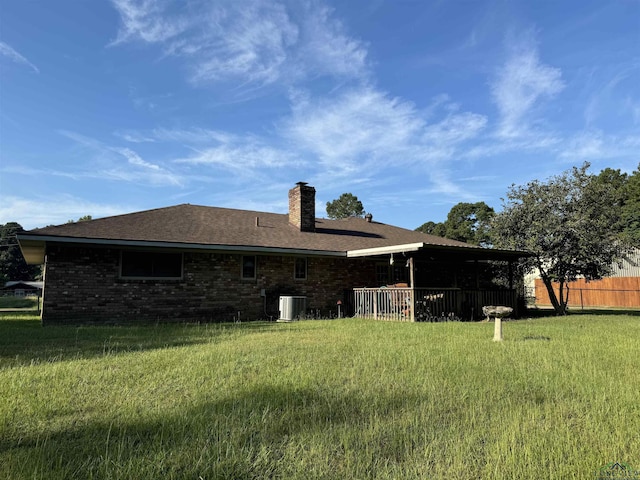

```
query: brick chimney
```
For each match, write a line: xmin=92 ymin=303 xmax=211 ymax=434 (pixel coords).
xmin=289 ymin=182 xmax=316 ymax=232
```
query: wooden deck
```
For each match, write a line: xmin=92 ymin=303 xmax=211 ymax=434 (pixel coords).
xmin=352 ymin=287 xmax=518 ymax=322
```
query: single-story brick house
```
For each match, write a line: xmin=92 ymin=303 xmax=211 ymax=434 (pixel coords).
xmin=18 ymin=183 xmax=527 ymax=325
xmin=2 ymin=281 xmax=43 ymax=297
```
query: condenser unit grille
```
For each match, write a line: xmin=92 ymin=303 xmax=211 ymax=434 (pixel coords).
xmin=279 ymin=296 xmax=307 ymax=321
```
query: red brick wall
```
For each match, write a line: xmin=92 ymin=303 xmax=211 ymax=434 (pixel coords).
xmin=41 ymin=243 xmax=376 ymax=325
xmin=288 ymin=183 xmax=316 ymax=232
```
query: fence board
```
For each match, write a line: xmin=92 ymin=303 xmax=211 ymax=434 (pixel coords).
xmin=534 ymin=278 xmax=640 ymax=308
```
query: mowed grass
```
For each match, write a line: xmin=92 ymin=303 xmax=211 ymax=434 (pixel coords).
xmin=1 ymin=313 xmax=639 ymax=479
xmin=0 ymin=296 xmax=39 ymax=310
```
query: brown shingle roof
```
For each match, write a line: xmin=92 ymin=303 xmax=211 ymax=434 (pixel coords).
xmin=26 ymin=204 xmax=477 ymax=253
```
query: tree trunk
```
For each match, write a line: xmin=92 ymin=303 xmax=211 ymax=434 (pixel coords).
xmin=541 ymin=275 xmax=568 ymax=315
xmin=561 ymin=282 xmax=570 ymax=313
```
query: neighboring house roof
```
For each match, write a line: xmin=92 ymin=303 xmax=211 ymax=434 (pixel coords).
xmin=609 ymin=248 xmax=640 ymax=277
xmin=3 ymin=281 xmax=43 ymax=290
xmin=17 ymin=204 xmax=525 ymax=264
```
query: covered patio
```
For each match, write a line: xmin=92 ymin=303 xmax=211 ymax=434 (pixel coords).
xmin=347 ymin=242 xmax=527 ymax=321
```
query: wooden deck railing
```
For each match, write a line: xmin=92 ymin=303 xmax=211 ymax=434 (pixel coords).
xmin=352 ymin=287 xmax=518 ymax=321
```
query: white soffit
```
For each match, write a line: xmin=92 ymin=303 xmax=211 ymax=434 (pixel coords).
xmin=347 ymin=243 xmax=425 ymax=258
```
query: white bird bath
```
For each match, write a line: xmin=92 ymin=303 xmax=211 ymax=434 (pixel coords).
xmin=482 ymin=305 xmax=513 ymax=341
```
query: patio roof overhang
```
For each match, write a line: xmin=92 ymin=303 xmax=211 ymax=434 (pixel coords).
xmin=347 ymin=242 xmax=425 ymax=258
xmin=347 ymin=242 xmax=529 ymax=262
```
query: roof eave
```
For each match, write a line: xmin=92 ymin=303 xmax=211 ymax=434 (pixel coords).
xmin=16 ymin=234 xmax=346 ymax=260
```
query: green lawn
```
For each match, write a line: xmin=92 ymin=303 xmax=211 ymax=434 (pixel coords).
xmin=0 ymin=296 xmax=39 ymax=310
xmin=1 ymin=313 xmax=639 ymax=479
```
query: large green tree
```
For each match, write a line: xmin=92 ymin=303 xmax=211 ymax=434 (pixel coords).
xmin=0 ymin=222 xmax=41 ymax=284
xmin=326 ymin=193 xmax=365 ymax=219
xmin=589 ymin=163 xmax=640 ymax=246
xmin=491 ymin=163 xmax=629 ymax=315
xmin=416 ymin=202 xmax=494 ymax=246
xmin=443 ymin=202 xmax=494 ymax=246
xmin=621 ymin=163 xmax=640 ymax=246
xmin=415 ymin=221 xmax=447 ymax=238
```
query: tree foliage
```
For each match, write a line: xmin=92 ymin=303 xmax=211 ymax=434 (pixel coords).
xmin=415 ymin=221 xmax=447 ymax=238
xmin=416 ymin=202 xmax=494 ymax=246
xmin=588 ymin=163 xmax=640 ymax=246
xmin=491 ymin=163 xmax=630 ymax=315
xmin=621 ymin=163 xmax=640 ymax=246
xmin=326 ymin=193 xmax=365 ymax=219
xmin=67 ymin=215 xmax=93 ymax=223
xmin=0 ymin=222 xmax=42 ymax=284
xmin=444 ymin=202 xmax=494 ymax=246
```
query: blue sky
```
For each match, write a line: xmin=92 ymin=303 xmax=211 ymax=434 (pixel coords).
xmin=1 ymin=0 xmax=639 ymax=231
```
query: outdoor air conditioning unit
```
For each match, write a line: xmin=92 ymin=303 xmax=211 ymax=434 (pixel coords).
xmin=278 ymin=296 xmax=307 ymax=322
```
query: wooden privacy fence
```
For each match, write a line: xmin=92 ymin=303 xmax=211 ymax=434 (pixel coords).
xmin=352 ymin=287 xmax=517 ymax=322
xmin=534 ymin=278 xmax=640 ymax=309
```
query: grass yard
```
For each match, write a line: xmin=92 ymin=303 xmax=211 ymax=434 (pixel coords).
xmin=0 ymin=296 xmax=40 ymax=310
xmin=1 ymin=313 xmax=639 ymax=479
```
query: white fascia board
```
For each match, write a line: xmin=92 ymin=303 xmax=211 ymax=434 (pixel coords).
xmin=16 ymin=234 xmax=346 ymax=258
xmin=347 ymin=242 xmax=425 ymax=258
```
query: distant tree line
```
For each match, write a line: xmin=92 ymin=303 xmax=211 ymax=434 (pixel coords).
xmin=0 ymin=216 xmax=92 ymax=284
xmin=0 ymin=222 xmax=42 ymax=285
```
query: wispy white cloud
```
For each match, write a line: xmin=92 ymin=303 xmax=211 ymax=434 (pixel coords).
xmin=109 ymin=0 xmax=189 ymax=44
xmin=115 ymin=127 xmax=295 ymax=176
xmin=114 ymin=85 xmax=490 ymax=199
xmin=175 ymin=139 xmax=299 ymax=175
xmin=0 ymin=195 xmax=133 ymax=230
xmin=283 ymin=87 xmax=488 ymax=179
xmin=559 ymin=129 xmax=640 ymax=161
xmin=113 ymin=131 xmax=157 ymax=143
xmin=627 ymin=97 xmax=640 ymax=125
xmin=464 ymin=130 xmax=562 ymax=160
xmin=582 ymin=63 xmax=640 ymax=128
xmin=186 ymin=1 xmax=300 ymax=85
xmin=116 ymin=127 xmax=235 ymax=145
xmin=112 ymin=147 xmax=162 ymax=170
xmin=422 ymin=112 xmax=487 ymax=148
xmin=109 ymin=0 xmax=368 ymax=87
xmin=0 ymin=164 xmax=85 ymax=181
xmin=491 ymin=32 xmax=564 ymax=138
xmin=559 ymin=130 xmax=605 ymax=160
xmin=0 ymin=41 xmax=39 ymax=73
xmin=283 ymin=87 xmax=425 ymax=175
xmin=296 ymin=3 xmax=368 ymax=79
xmin=57 ymin=130 xmax=183 ymax=186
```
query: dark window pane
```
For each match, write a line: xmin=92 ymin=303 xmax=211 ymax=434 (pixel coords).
xmin=294 ymin=258 xmax=307 ymax=279
xmin=121 ymin=251 xmax=182 ymax=278
xmin=376 ymin=264 xmax=390 ymax=285
xmin=242 ymin=256 xmax=256 ymax=279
